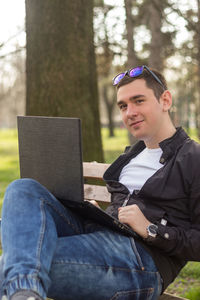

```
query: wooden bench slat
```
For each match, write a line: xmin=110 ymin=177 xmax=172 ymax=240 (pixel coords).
xmin=83 ymin=162 xmax=110 ymax=179
xmin=84 ymin=184 xmax=110 ymax=203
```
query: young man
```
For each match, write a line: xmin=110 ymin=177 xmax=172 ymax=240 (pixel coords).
xmin=1 ymin=66 xmax=200 ymax=300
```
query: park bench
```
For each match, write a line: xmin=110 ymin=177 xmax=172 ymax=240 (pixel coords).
xmin=83 ymin=161 xmax=187 ymax=300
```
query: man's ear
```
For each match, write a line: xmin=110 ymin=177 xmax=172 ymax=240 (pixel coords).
xmin=160 ymin=90 xmax=172 ymax=112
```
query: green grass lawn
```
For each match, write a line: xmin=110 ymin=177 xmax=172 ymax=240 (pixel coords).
xmin=0 ymin=128 xmax=200 ymax=299
xmin=0 ymin=129 xmax=20 ymax=210
xmin=102 ymin=127 xmax=129 ymax=163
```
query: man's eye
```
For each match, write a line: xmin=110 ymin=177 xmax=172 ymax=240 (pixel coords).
xmin=119 ymin=104 xmax=127 ymax=110
xmin=135 ymin=99 xmax=144 ymax=104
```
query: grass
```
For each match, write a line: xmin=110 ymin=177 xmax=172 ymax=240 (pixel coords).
xmin=102 ymin=127 xmax=129 ymax=163
xmin=0 ymin=127 xmax=200 ymax=299
xmin=167 ymin=262 xmax=200 ymax=298
xmin=0 ymin=129 xmax=20 ymax=210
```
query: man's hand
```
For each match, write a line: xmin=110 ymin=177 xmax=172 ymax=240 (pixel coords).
xmin=118 ymin=204 xmax=151 ymax=238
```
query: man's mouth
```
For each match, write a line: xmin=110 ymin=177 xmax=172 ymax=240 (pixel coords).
xmin=129 ymin=120 xmax=144 ymax=127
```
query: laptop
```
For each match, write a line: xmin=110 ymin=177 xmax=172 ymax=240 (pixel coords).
xmin=17 ymin=116 xmax=137 ymax=238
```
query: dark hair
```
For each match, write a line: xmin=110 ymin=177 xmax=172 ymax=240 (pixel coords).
xmin=116 ymin=68 xmax=167 ymax=100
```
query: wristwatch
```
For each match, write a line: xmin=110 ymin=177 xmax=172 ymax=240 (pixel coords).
xmin=146 ymin=224 xmax=158 ymax=241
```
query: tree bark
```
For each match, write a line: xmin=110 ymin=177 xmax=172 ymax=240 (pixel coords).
xmin=124 ymin=0 xmax=139 ymax=68
xmin=103 ymin=85 xmax=115 ymax=137
xmin=25 ymin=0 xmax=104 ymax=162
xmin=102 ymin=6 xmax=116 ymax=137
xmin=148 ymin=0 xmax=163 ymax=71
xmin=124 ymin=0 xmax=138 ymax=146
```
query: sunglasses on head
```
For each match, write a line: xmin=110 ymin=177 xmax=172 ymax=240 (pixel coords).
xmin=112 ymin=65 xmax=166 ymax=90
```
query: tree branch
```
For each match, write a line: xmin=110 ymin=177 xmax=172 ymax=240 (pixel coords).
xmin=0 ymin=29 xmax=25 ymax=49
xmin=0 ymin=46 xmax=25 ymax=59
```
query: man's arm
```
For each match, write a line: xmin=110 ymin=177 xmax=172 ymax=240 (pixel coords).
xmin=118 ymin=204 xmax=151 ymax=238
xmin=118 ymin=201 xmax=200 ymax=261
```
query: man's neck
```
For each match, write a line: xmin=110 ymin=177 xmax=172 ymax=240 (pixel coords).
xmin=145 ymin=123 xmax=176 ymax=149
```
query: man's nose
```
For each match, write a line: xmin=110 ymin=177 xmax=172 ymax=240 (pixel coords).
xmin=126 ymin=103 xmax=138 ymax=118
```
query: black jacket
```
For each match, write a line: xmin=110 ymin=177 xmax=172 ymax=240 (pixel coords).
xmin=103 ymin=127 xmax=200 ymax=290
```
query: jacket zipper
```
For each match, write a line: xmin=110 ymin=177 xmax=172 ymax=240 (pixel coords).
xmin=122 ymin=193 xmax=131 ymax=207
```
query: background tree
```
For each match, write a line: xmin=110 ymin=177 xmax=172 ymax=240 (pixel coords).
xmin=25 ymin=0 xmax=104 ymax=162
xmin=148 ymin=0 xmax=164 ymax=71
xmin=0 ymin=33 xmax=25 ymax=128
xmin=94 ymin=1 xmax=116 ymax=137
xmin=124 ymin=0 xmax=139 ymax=68
xmin=167 ymin=1 xmax=200 ymax=133
xmin=1 ymin=0 xmax=200 ymax=144
xmin=136 ymin=0 xmax=176 ymax=71
xmin=124 ymin=0 xmax=139 ymax=145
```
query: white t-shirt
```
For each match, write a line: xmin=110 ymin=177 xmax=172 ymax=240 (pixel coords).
xmin=119 ymin=147 xmax=163 ymax=194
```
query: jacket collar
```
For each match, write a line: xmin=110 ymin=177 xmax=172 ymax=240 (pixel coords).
xmin=158 ymin=127 xmax=189 ymax=164
xmin=125 ymin=127 xmax=189 ymax=164
xmin=103 ymin=127 xmax=189 ymax=181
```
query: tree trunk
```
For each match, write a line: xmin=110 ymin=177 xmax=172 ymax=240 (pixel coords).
xmin=124 ymin=0 xmax=139 ymax=68
xmin=148 ymin=0 xmax=163 ymax=71
xmin=124 ymin=0 xmax=138 ymax=146
xmin=103 ymin=85 xmax=115 ymax=137
xmin=100 ymin=5 xmax=116 ymax=138
xmin=25 ymin=0 xmax=104 ymax=162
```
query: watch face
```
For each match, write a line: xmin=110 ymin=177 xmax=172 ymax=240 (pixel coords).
xmin=149 ymin=224 xmax=157 ymax=234
xmin=147 ymin=224 xmax=158 ymax=238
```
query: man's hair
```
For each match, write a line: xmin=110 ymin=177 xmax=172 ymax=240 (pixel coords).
xmin=116 ymin=68 xmax=168 ymax=101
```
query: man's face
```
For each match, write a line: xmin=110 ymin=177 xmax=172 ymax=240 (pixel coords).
xmin=117 ymin=79 xmax=167 ymax=148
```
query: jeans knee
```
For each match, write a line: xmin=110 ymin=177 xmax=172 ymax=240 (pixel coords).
xmin=4 ymin=179 xmax=44 ymax=209
xmin=2 ymin=179 xmax=48 ymax=222
xmin=6 ymin=178 xmax=40 ymax=195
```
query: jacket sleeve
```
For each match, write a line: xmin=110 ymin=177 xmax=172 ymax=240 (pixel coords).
xmin=147 ymin=183 xmax=200 ymax=261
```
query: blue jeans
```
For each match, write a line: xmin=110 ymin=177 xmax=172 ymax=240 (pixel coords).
xmin=0 ymin=179 xmax=162 ymax=300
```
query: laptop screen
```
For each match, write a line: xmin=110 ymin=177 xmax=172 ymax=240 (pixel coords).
xmin=17 ymin=116 xmax=84 ymax=203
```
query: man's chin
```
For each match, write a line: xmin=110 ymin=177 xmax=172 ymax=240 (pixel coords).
xmin=129 ymin=129 xmax=144 ymax=140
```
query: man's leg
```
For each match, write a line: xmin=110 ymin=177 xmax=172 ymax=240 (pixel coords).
xmin=47 ymin=230 xmax=163 ymax=300
xmin=1 ymin=178 xmax=163 ymax=300
xmin=1 ymin=178 xmax=86 ymax=300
